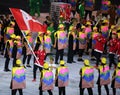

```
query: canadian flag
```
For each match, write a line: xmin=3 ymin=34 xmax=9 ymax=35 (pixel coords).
xmin=9 ymin=8 xmax=46 ymax=32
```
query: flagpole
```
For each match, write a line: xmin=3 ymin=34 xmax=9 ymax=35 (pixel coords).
xmin=21 ymin=30 xmax=43 ymax=68
xmin=95 ymin=14 xmax=102 ymax=27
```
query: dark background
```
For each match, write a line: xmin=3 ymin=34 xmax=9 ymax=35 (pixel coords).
xmin=0 ymin=0 xmax=50 ymax=14
xmin=0 ymin=0 xmax=30 ymax=14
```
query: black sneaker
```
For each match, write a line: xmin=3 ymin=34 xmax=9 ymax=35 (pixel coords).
xmin=72 ymin=61 xmax=76 ymax=63
xmin=1 ymin=52 xmax=3 ymax=55
xmin=7 ymin=69 xmax=11 ymax=71
xmin=26 ymin=64 xmax=32 ymax=68
xmin=77 ymin=58 xmax=83 ymax=61
xmin=4 ymin=69 xmax=11 ymax=72
xmin=55 ymin=62 xmax=59 ymax=64
xmin=67 ymin=61 xmax=72 ymax=64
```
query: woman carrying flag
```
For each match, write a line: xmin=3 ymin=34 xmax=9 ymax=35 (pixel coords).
xmin=32 ymin=45 xmax=46 ymax=82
